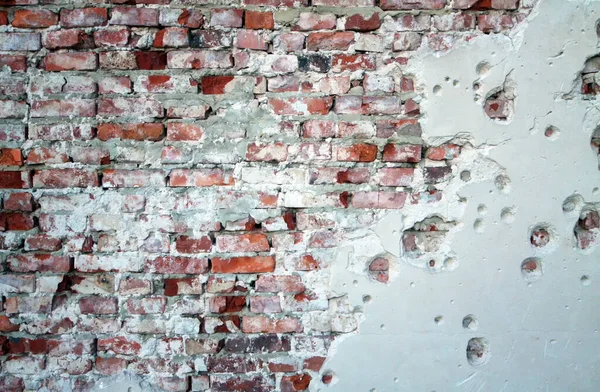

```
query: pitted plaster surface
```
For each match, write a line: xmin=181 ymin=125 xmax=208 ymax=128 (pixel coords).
xmin=322 ymin=0 xmax=600 ymax=391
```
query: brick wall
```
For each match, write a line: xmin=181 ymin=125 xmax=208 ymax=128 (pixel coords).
xmin=0 ymin=0 xmax=535 ymax=391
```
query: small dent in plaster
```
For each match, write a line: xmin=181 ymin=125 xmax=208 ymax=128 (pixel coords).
xmin=581 ymin=275 xmax=591 ymax=286
xmin=466 ymin=337 xmax=491 ymax=367
xmin=434 ymin=315 xmax=444 ymax=325
xmin=433 ymin=84 xmax=443 ymax=96
xmin=473 ymin=218 xmax=485 ymax=233
xmin=494 ymin=174 xmax=512 ymax=194
xmin=477 ymin=204 xmax=488 ymax=215
xmin=460 ymin=170 xmax=472 ymax=182
xmin=362 ymin=295 xmax=372 ymax=304
xmin=521 ymin=257 xmax=543 ymax=282
xmin=462 ymin=314 xmax=479 ymax=331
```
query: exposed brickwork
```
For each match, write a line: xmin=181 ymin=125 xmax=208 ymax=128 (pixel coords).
xmin=0 ymin=0 xmax=535 ymax=391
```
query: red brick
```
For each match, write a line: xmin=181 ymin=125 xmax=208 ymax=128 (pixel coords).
xmin=332 ymin=54 xmax=376 ymax=72
xmin=31 ymin=100 xmax=96 ymax=117
xmin=307 ymin=32 xmax=354 ymax=51
xmin=102 ymin=169 xmax=166 ymax=188
xmin=44 ymin=52 xmax=97 ymax=71
xmin=335 ymin=144 xmax=378 ymax=162
xmin=166 ymin=122 xmax=204 ymax=141
xmin=0 ymin=172 xmax=30 ymax=189
xmin=211 ymin=9 xmax=243 ymax=28
xmin=154 ymin=27 xmax=189 ymax=48
xmin=94 ymin=28 xmax=129 ymax=47
xmin=33 ymin=169 xmax=98 ymax=188
xmin=110 ymin=7 xmax=159 ymax=26
xmin=352 ymin=191 xmax=407 ymax=209
xmin=269 ymin=97 xmax=333 ymax=115
xmin=125 ymin=297 xmax=167 ymax=314
xmin=380 ymin=0 xmax=446 ymax=10
xmin=345 ymin=13 xmax=381 ymax=31
xmin=256 ymin=275 xmax=304 ymax=293
xmin=98 ymin=123 xmax=163 ymax=141
xmin=3 ymin=193 xmax=33 ymax=211
xmin=79 ymin=296 xmax=118 ymax=314
xmin=8 ymin=254 xmax=70 ymax=272
xmin=246 ymin=142 xmax=288 ymax=162
xmin=98 ymin=97 xmax=163 ymax=117
xmin=0 ymin=149 xmax=22 ymax=166
xmin=60 ymin=8 xmax=108 ymax=27
xmin=281 ymin=374 xmax=312 ymax=392
xmin=245 ymin=11 xmax=274 ymax=29
xmin=294 ymin=12 xmax=336 ymax=31
xmin=146 ymin=256 xmax=209 ymax=274
xmin=0 ymin=11 xmax=6 ymax=25
xmin=212 ymin=256 xmax=276 ymax=274
xmin=169 ymin=169 xmax=234 ymax=187
xmin=26 ymin=147 xmax=69 ymax=164
xmin=0 ymin=55 xmax=27 ymax=72
xmin=25 ymin=234 xmax=62 ymax=251
xmin=216 ymin=233 xmax=270 ymax=253
xmin=175 ymin=236 xmax=212 ymax=253
xmin=237 ymin=30 xmax=269 ymax=50
xmin=382 ymin=144 xmax=422 ymax=162
xmin=96 ymin=357 xmax=128 ymax=375
xmin=98 ymin=336 xmax=142 ymax=355
xmin=164 ymin=277 xmax=203 ymax=296
xmin=42 ymin=30 xmax=88 ymax=49
xmin=13 ymin=10 xmax=57 ymax=28
xmin=1 ymin=212 xmax=34 ymax=231
xmin=376 ymin=168 xmax=415 ymax=186
xmin=242 ymin=316 xmax=303 ymax=333
xmin=0 ymin=33 xmax=41 ymax=51
xmin=209 ymin=296 xmax=247 ymax=313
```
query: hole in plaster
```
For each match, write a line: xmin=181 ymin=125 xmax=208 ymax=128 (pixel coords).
xmin=574 ymin=209 xmax=600 ymax=250
xmin=476 ymin=61 xmax=491 ymax=77
xmin=477 ymin=204 xmax=488 ymax=215
xmin=484 ymin=73 xmax=516 ymax=122
xmin=434 ymin=315 xmax=444 ymax=325
xmin=581 ymin=275 xmax=591 ymax=286
xmin=394 ymin=378 xmax=399 ymax=383
xmin=544 ymin=125 xmax=560 ymax=140
xmin=591 ymin=127 xmax=600 ymax=165
xmin=453 ymin=80 xmax=460 ymax=87
xmin=321 ymin=371 xmax=336 ymax=385
xmin=473 ymin=219 xmax=484 ymax=233
xmin=521 ymin=257 xmax=543 ymax=282
xmin=460 ymin=170 xmax=472 ymax=182
xmin=466 ymin=337 xmax=490 ymax=366
xmin=593 ymin=187 xmax=599 ymax=196
xmin=368 ymin=257 xmax=390 ymax=283
xmin=473 ymin=82 xmax=481 ymax=91
xmin=494 ymin=174 xmax=511 ymax=194
xmin=380 ymin=324 xmax=386 ymax=330
xmin=530 ymin=225 xmax=552 ymax=248
xmin=581 ymin=56 xmax=600 ymax=95
xmin=462 ymin=314 xmax=478 ymax=331
xmin=445 ymin=76 xmax=451 ymax=82
xmin=433 ymin=85 xmax=443 ymax=95
xmin=362 ymin=295 xmax=372 ymax=304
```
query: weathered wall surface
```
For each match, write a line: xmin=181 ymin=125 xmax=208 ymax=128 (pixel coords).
xmin=0 ymin=0 xmax=598 ymax=391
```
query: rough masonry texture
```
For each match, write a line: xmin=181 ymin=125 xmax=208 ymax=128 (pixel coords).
xmin=0 ymin=0 xmax=580 ymax=391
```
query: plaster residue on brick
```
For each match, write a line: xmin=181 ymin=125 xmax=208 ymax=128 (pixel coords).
xmin=322 ymin=0 xmax=600 ymax=391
